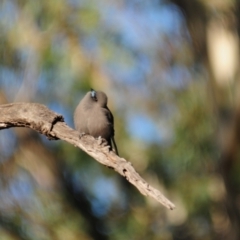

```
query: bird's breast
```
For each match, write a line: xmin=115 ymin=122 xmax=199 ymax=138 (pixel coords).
xmin=87 ymin=110 xmax=113 ymax=139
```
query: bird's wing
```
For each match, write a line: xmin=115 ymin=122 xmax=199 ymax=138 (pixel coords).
xmin=105 ymin=107 xmax=119 ymax=155
xmin=105 ymin=107 xmax=114 ymax=134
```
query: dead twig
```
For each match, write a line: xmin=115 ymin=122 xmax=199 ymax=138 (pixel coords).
xmin=0 ymin=102 xmax=175 ymax=210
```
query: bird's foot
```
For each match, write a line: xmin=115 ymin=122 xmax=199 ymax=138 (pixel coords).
xmin=97 ymin=136 xmax=108 ymax=146
xmin=97 ymin=136 xmax=103 ymax=145
xmin=79 ymin=132 xmax=86 ymax=139
xmin=97 ymin=136 xmax=110 ymax=153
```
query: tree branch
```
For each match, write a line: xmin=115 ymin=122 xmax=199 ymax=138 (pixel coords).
xmin=0 ymin=102 xmax=175 ymax=210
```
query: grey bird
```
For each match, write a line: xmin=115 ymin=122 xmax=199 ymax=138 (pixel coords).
xmin=74 ymin=89 xmax=118 ymax=155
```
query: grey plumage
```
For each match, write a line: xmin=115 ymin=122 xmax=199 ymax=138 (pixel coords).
xmin=74 ymin=89 xmax=118 ymax=155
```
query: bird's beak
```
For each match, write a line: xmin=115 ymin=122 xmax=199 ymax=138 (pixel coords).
xmin=91 ymin=89 xmax=97 ymax=101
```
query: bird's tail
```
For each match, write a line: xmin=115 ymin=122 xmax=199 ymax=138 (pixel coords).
xmin=111 ymin=137 xmax=119 ymax=156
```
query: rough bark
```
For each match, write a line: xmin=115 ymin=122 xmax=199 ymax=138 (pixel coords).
xmin=0 ymin=102 xmax=175 ymax=210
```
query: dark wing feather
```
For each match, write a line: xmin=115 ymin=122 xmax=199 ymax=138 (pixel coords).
xmin=105 ymin=106 xmax=118 ymax=155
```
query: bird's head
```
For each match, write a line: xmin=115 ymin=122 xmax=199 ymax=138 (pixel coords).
xmin=90 ymin=89 xmax=108 ymax=107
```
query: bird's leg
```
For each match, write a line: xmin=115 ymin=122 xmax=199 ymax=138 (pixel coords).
xmin=97 ymin=136 xmax=105 ymax=145
xmin=97 ymin=136 xmax=107 ymax=146
xmin=97 ymin=136 xmax=110 ymax=152
xmin=79 ymin=132 xmax=86 ymax=139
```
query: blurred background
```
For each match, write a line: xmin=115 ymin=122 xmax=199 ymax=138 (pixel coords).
xmin=1 ymin=0 xmax=240 ymax=239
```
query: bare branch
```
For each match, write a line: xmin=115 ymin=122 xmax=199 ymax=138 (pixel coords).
xmin=0 ymin=102 xmax=175 ymax=210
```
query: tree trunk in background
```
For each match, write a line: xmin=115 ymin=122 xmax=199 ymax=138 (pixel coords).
xmin=169 ymin=0 xmax=240 ymax=239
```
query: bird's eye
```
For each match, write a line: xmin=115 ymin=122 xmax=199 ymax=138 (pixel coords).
xmin=91 ymin=90 xmax=97 ymax=101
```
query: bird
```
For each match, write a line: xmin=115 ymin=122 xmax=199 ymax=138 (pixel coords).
xmin=74 ymin=89 xmax=118 ymax=155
